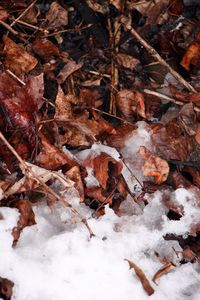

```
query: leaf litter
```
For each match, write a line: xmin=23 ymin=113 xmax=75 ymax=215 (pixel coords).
xmin=0 ymin=1 xmax=199 ymax=299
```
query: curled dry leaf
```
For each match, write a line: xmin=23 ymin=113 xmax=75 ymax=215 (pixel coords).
xmin=12 ymin=200 xmax=36 ymax=246
xmin=0 ymin=277 xmax=14 ymax=300
xmin=125 ymin=259 xmax=154 ymax=296
xmin=57 ymin=60 xmax=83 ymax=84
xmin=139 ymin=146 xmax=169 ymax=184
xmin=116 ymin=89 xmax=146 ymax=121
xmin=32 ymin=38 xmax=60 ymax=60
xmin=92 ymin=152 xmax=123 ymax=189
xmin=85 ymin=186 xmax=113 ymax=204
xmin=36 ymin=134 xmax=77 ymax=170
xmin=152 ymin=260 xmax=176 ymax=284
xmin=115 ymin=53 xmax=140 ymax=71
xmin=46 ymin=2 xmax=68 ymax=29
xmin=195 ymin=123 xmax=200 ymax=144
xmin=3 ymin=35 xmax=38 ymax=76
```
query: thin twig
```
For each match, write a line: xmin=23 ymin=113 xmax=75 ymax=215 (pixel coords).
xmin=0 ymin=130 xmax=94 ymax=238
xmin=6 ymin=69 xmax=26 ymax=86
xmin=143 ymin=89 xmax=200 ymax=112
xmin=16 ymin=19 xmax=49 ymax=34
xmin=91 ymin=107 xmax=134 ymax=125
xmin=121 ymin=17 xmax=197 ymax=93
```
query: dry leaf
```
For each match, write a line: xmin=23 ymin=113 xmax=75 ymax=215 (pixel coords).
xmin=139 ymin=146 xmax=169 ymax=184
xmin=181 ymin=33 xmax=200 ymax=70
xmin=125 ymin=259 xmax=154 ymax=296
xmin=178 ymin=103 xmax=197 ymax=136
xmin=110 ymin=0 xmax=122 ymax=10
xmin=0 ymin=277 xmax=14 ymax=300
xmin=116 ymin=89 xmax=146 ymax=121
xmin=57 ymin=60 xmax=83 ymax=84
xmin=85 ymin=186 xmax=113 ymax=204
xmin=46 ymin=2 xmax=68 ymax=29
xmin=152 ymin=261 xmax=176 ymax=284
xmin=92 ymin=152 xmax=123 ymax=189
xmin=0 ymin=6 xmax=9 ymax=21
xmin=115 ymin=53 xmax=140 ymax=71
xmin=36 ymin=134 xmax=77 ymax=170
xmin=65 ymin=166 xmax=85 ymax=202
xmin=12 ymin=200 xmax=36 ymax=246
xmin=32 ymin=38 xmax=60 ymax=60
xmin=21 ymin=4 xmax=40 ymax=24
xmin=3 ymin=35 xmax=38 ymax=76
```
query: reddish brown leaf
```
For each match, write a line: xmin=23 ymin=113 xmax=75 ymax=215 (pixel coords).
xmin=178 ymin=103 xmax=197 ymax=136
xmin=57 ymin=60 xmax=83 ymax=84
xmin=0 ymin=277 xmax=14 ymax=300
xmin=12 ymin=200 xmax=36 ymax=246
xmin=115 ymin=53 xmax=140 ymax=71
xmin=36 ymin=134 xmax=77 ymax=170
xmin=32 ymin=38 xmax=60 ymax=60
xmin=106 ymin=124 xmax=135 ymax=149
xmin=125 ymin=259 xmax=154 ymax=296
xmin=3 ymin=35 xmax=38 ymax=76
xmin=109 ymin=0 xmax=122 ymax=10
xmin=46 ymin=2 xmax=68 ymax=29
xmin=195 ymin=123 xmax=200 ymax=144
xmin=139 ymin=146 xmax=169 ymax=184
xmin=181 ymin=33 xmax=200 ymax=70
xmin=116 ymin=89 xmax=146 ymax=121
xmin=85 ymin=187 xmax=113 ymax=204
xmin=92 ymin=152 xmax=123 ymax=189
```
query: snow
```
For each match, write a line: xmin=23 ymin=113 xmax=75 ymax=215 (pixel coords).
xmin=0 ymin=126 xmax=200 ymax=300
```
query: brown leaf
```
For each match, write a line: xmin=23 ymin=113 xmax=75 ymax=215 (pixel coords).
xmin=109 ymin=0 xmax=122 ymax=10
xmin=139 ymin=146 xmax=169 ymax=184
xmin=181 ymin=32 xmax=200 ymax=70
xmin=36 ymin=134 xmax=77 ymax=170
xmin=65 ymin=166 xmax=85 ymax=202
xmin=178 ymin=103 xmax=197 ymax=136
xmin=125 ymin=259 xmax=154 ymax=296
xmin=0 ymin=6 xmax=9 ymax=21
xmin=3 ymin=35 xmax=38 ymax=76
xmin=150 ymin=121 xmax=193 ymax=160
xmin=0 ymin=277 xmax=14 ymax=300
xmin=12 ymin=200 xmax=36 ymax=246
xmin=116 ymin=89 xmax=146 ymax=121
xmin=106 ymin=124 xmax=135 ymax=149
xmin=32 ymin=38 xmax=60 ymax=60
xmin=85 ymin=187 xmax=113 ymax=204
xmin=169 ymin=84 xmax=200 ymax=107
xmin=46 ymin=2 xmax=68 ymax=30
xmin=92 ymin=152 xmax=123 ymax=189
xmin=127 ymin=0 xmax=170 ymax=25
xmin=152 ymin=261 xmax=176 ymax=284
xmin=115 ymin=53 xmax=140 ymax=71
xmin=21 ymin=4 xmax=40 ymax=24
xmin=195 ymin=123 xmax=200 ymax=144
xmin=57 ymin=60 xmax=83 ymax=84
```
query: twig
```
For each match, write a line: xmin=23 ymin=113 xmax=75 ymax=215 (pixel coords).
xmin=6 ymin=69 xmax=26 ymax=86
xmin=0 ymin=130 xmax=94 ymax=238
xmin=91 ymin=107 xmax=134 ymax=125
xmin=10 ymin=0 xmax=38 ymax=27
xmin=121 ymin=17 xmax=197 ymax=93
xmin=16 ymin=19 xmax=49 ymax=34
xmin=143 ymin=89 xmax=200 ymax=112
xmin=0 ymin=20 xmax=21 ymax=36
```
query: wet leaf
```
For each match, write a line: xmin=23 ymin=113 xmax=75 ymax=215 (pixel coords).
xmin=125 ymin=259 xmax=154 ymax=296
xmin=12 ymin=200 xmax=36 ymax=246
xmin=0 ymin=277 xmax=14 ymax=300
xmin=3 ymin=35 xmax=38 ymax=76
xmin=139 ymin=146 xmax=169 ymax=184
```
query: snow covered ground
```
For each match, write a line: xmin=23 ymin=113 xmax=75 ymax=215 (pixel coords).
xmin=0 ymin=124 xmax=200 ymax=300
